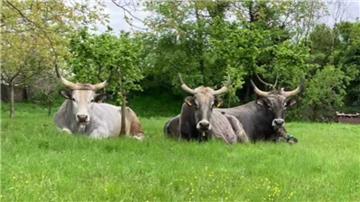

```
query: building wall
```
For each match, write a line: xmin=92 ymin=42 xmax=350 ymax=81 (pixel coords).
xmin=0 ymin=84 xmax=29 ymax=102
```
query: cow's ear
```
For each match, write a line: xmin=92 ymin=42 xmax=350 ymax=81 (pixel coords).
xmin=94 ymin=93 xmax=107 ymax=103
xmin=256 ymin=98 xmax=266 ymax=106
xmin=60 ymin=90 xmax=72 ymax=100
xmin=184 ymin=96 xmax=194 ymax=107
xmin=286 ymin=99 xmax=297 ymax=108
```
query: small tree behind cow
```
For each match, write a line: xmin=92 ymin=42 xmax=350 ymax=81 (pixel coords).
xmin=68 ymin=30 xmax=144 ymax=136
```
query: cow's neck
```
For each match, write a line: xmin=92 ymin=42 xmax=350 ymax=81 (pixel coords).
xmin=245 ymin=101 xmax=275 ymax=130
xmin=257 ymin=105 xmax=277 ymax=136
xmin=179 ymin=103 xmax=198 ymax=139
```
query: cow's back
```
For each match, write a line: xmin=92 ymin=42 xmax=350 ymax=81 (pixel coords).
xmin=89 ymin=103 xmax=122 ymax=137
xmin=164 ymin=112 xmax=246 ymax=144
xmin=210 ymin=111 xmax=240 ymax=144
xmin=164 ymin=115 xmax=180 ymax=139
xmin=123 ymin=107 xmax=145 ymax=140
xmin=217 ymin=102 xmax=274 ymax=140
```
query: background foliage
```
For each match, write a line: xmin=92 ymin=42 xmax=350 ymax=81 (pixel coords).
xmin=68 ymin=29 xmax=144 ymax=104
xmin=1 ymin=0 xmax=359 ymax=121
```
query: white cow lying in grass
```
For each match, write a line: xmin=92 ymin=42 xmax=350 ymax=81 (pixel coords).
xmin=54 ymin=76 xmax=144 ymax=140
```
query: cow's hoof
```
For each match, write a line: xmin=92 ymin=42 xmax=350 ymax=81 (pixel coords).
xmin=132 ymin=134 xmax=144 ymax=141
xmin=62 ymin=128 xmax=72 ymax=134
xmin=287 ymin=134 xmax=298 ymax=144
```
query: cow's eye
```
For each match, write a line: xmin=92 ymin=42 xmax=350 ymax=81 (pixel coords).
xmin=71 ymin=98 xmax=76 ymax=102
xmin=90 ymin=99 xmax=95 ymax=102
xmin=194 ymin=101 xmax=199 ymax=109
xmin=211 ymin=101 xmax=216 ymax=109
xmin=283 ymin=103 xmax=288 ymax=109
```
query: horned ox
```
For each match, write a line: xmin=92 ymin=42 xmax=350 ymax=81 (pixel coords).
xmin=54 ymin=76 xmax=144 ymax=140
xmin=217 ymin=80 xmax=300 ymax=142
xmin=164 ymin=75 xmax=249 ymax=144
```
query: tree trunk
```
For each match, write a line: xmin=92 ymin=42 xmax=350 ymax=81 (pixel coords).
xmin=120 ymin=94 xmax=127 ymax=135
xmin=194 ymin=4 xmax=206 ymax=84
xmin=245 ymin=81 xmax=252 ymax=102
xmin=249 ymin=1 xmax=256 ymax=23
xmin=47 ymin=98 xmax=52 ymax=116
xmin=9 ymin=82 xmax=15 ymax=118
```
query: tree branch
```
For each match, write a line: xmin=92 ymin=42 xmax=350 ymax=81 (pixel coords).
xmin=255 ymin=73 xmax=278 ymax=90
xmin=4 ymin=0 xmax=60 ymax=77
xmin=111 ymin=0 xmax=145 ymax=24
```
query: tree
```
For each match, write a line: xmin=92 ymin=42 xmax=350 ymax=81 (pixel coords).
xmin=295 ymin=66 xmax=347 ymax=121
xmin=69 ymin=29 xmax=144 ymax=101
xmin=68 ymin=29 xmax=144 ymax=134
xmin=30 ymin=70 xmax=61 ymax=116
xmin=143 ymin=1 xmax=233 ymax=93
xmin=1 ymin=31 xmax=49 ymax=117
xmin=307 ymin=22 xmax=360 ymax=117
xmin=1 ymin=0 xmax=107 ymax=118
xmin=142 ymin=0 xmax=326 ymax=103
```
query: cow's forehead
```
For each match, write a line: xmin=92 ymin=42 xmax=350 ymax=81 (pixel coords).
xmin=194 ymin=86 xmax=214 ymax=94
xmin=72 ymin=89 xmax=95 ymax=98
xmin=267 ymin=94 xmax=286 ymax=102
xmin=75 ymin=83 xmax=95 ymax=90
xmin=194 ymin=87 xmax=214 ymax=102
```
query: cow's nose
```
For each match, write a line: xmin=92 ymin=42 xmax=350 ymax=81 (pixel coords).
xmin=77 ymin=114 xmax=88 ymax=122
xmin=274 ymin=119 xmax=284 ymax=126
xmin=199 ymin=121 xmax=210 ymax=129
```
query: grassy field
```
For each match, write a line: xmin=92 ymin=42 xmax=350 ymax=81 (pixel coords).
xmin=1 ymin=101 xmax=360 ymax=201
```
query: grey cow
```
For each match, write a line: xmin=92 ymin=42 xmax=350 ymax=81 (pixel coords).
xmin=54 ymin=76 xmax=144 ymax=140
xmin=164 ymin=75 xmax=249 ymax=144
xmin=217 ymin=80 xmax=301 ymax=143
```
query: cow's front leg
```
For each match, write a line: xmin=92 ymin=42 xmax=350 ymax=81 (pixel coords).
xmin=59 ymin=127 xmax=72 ymax=134
xmin=273 ymin=127 xmax=298 ymax=144
xmin=286 ymin=134 xmax=298 ymax=144
xmin=225 ymin=114 xmax=249 ymax=143
xmin=89 ymin=128 xmax=110 ymax=139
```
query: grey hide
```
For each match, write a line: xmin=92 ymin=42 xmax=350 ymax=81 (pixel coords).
xmin=164 ymin=109 xmax=248 ymax=144
xmin=54 ymin=100 xmax=122 ymax=139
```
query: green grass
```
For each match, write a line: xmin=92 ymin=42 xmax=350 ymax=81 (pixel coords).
xmin=1 ymin=101 xmax=360 ymax=201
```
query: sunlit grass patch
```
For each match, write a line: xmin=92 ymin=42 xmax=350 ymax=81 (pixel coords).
xmin=1 ymin=103 xmax=360 ymax=201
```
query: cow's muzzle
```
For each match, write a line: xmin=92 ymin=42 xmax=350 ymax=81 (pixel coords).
xmin=76 ymin=114 xmax=89 ymax=123
xmin=196 ymin=120 xmax=211 ymax=131
xmin=272 ymin=118 xmax=285 ymax=128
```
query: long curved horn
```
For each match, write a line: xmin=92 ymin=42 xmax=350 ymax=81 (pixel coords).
xmin=60 ymin=76 xmax=78 ymax=89
xmin=251 ymin=80 xmax=270 ymax=97
xmin=256 ymin=73 xmax=273 ymax=89
xmin=273 ymin=74 xmax=279 ymax=89
xmin=178 ymin=73 xmax=196 ymax=94
xmin=55 ymin=63 xmax=61 ymax=78
xmin=93 ymin=80 xmax=107 ymax=90
xmin=213 ymin=86 xmax=228 ymax=95
xmin=55 ymin=63 xmax=79 ymax=89
xmin=213 ymin=75 xmax=231 ymax=95
xmin=281 ymin=86 xmax=301 ymax=97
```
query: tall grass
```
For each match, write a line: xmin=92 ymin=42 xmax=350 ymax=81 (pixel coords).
xmin=1 ymin=99 xmax=359 ymax=201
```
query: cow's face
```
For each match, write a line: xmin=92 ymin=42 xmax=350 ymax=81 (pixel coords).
xmin=251 ymin=80 xmax=300 ymax=130
xmin=179 ymin=74 xmax=228 ymax=133
xmin=184 ymin=87 xmax=220 ymax=132
xmin=59 ymin=77 xmax=107 ymax=127
xmin=61 ymin=89 xmax=106 ymax=125
xmin=256 ymin=94 xmax=297 ymax=129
